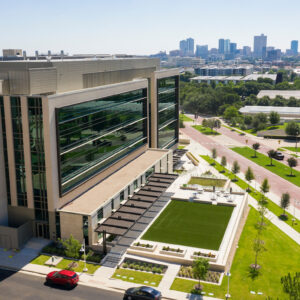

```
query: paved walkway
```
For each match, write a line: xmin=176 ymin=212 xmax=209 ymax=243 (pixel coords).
xmin=181 ymin=121 xmax=300 ymax=212
xmin=185 ymin=141 xmax=300 ymax=245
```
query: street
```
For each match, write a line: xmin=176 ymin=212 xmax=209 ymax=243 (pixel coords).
xmin=0 ymin=269 xmax=123 ymax=300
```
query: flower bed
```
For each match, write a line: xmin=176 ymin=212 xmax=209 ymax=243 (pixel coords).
xmin=160 ymin=246 xmax=186 ymax=257
xmin=121 ymin=258 xmax=167 ymax=274
xmin=130 ymin=242 xmax=156 ymax=252
xmin=191 ymin=251 xmax=218 ymax=262
xmin=177 ymin=265 xmax=222 ymax=284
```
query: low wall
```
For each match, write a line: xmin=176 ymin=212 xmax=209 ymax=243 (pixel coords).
xmin=0 ymin=221 xmax=33 ymax=249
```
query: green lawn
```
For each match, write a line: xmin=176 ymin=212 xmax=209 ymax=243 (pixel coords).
xmin=188 ymin=177 xmax=226 ymax=187
xmin=142 ymin=200 xmax=233 ymax=250
xmin=178 ymin=145 xmax=186 ymax=150
xmin=231 ymin=146 xmax=300 ymax=187
xmin=171 ymin=207 xmax=300 ymax=299
xmin=30 ymin=255 xmax=100 ymax=274
xmin=192 ymin=125 xmax=221 ymax=136
xmin=180 ymin=113 xmax=193 ymax=122
xmin=112 ymin=269 xmax=163 ymax=287
xmin=283 ymin=146 xmax=300 ymax=152
xmin=200 ymin=155 xmax=300 ymax=233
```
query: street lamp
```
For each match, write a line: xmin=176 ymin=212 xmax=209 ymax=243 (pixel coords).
xmin=80 ymin=240 xmax=88 ymax=272
xmin=225 ymin=272 xmax=231 ymax=299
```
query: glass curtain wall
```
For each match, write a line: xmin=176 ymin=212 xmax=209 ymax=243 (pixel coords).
xmin=0 ymin=97 xmax=11 ymax=205
xmin=28 ymin=98 xmax=49 ymax=236
xmin=157 ymin=76 xmax=179 ymax=148
xmin=11 ymin=97 xmax=27 ymax=206
xmin=56 ymin=89 xmax=148 ymax=194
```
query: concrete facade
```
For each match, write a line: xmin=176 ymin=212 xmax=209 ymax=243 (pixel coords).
xmin=0 ymin=58 xmax=179 ymax=246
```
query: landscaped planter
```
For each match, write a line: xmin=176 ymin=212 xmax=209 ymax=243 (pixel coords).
xmin=191 ymin=251 xmax=218 ymax=262
xmin=121 ymin=258 xmax=167 ymax=274
xmin=130 ymin=242 xmax=157 ymax=253
xmin=159 ymin=246 xmax=186 ymax=257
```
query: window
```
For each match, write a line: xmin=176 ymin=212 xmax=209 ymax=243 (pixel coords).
xmin=120 ymin=191 xmax=124 ymax=201
xmin=97 ymin=208 xmax=103 ymax=221
xmin=157 ymin=76 xmax=179 ymax=149
xmin=111 ymin=199 xmax=114 ymax=210
xmin=83 ymin=216 xmax=89 ymax=245
xmin=133 ymin=179 xmax=138 ymax=190
xmin=56 ymin=89 xmax=148 ymax=194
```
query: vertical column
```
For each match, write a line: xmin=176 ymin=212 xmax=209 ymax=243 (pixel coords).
xmin=21 ymin=96 xmax=34 ymax=209
xmin=3 ymin=96 xmax=17 ymax=207
xmin=150 ymin=73 xmax=158 ymax=148
xmin=0 ymin=104 xmax=8 ymax=225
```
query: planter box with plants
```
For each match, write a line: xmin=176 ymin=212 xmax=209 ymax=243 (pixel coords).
xmin=130 ymin=242 xmax=156 ymax=252
xmin=191 ymin=251 xmax=218 ymax=262
xmin=177 ymin=265 xmax=222 ymax=284
xmin=121 ymin=258 xmax=167 ymax=274
xmin=160 ymin=246 xmax=186 ymax=257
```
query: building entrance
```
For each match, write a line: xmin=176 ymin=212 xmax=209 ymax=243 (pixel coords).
xmin=35 ymin=222 xmax=50 ymax=239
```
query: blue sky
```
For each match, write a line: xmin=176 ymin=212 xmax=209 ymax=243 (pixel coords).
xmin=1 ymin=0 xmax=299 ymax=55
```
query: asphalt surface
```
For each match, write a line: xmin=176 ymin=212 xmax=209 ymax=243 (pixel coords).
xmin=0 ymin=269 xmax=123 ymax=300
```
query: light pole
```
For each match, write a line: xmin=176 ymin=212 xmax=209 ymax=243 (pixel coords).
xmin=80 ymin=240 xmax=88 ymax=272
xmin=225 ymin=271 xmax=231 ymax=299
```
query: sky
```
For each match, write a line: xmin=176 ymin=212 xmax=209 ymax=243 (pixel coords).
xmin=1 ymin=0 xmax=299 ymax=56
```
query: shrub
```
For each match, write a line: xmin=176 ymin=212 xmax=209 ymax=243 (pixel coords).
xmin=123 ymin=263 xmax=128 ymax=268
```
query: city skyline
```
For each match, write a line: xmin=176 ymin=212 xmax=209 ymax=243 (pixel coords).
xmin=0 ymin=0 xmax=299 ymax=55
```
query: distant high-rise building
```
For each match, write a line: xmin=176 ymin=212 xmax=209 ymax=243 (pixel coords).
xmin=219 ymin=39 xmax=225 ymax=54
xmin=253 ymin=34 xmax=267 ymax=58
xmin=291 ymin=40 xmax=298 ymax=55
xmin=224 ymin=39 xmax=230 ymax=54
xmin=243 ymin=46 xmax=251 ymax=56
xmin=195 ymin=45 xmax=208 ymax=58
xmin=230 ymin=43 xmax=237 ymax=54
xmin=179 ymin=39 xmax=188 ymax=56
xmin=186 ymin=38 xmax=195 ymax=56
xmin=179 ymin=38 xmax=194 ymax=56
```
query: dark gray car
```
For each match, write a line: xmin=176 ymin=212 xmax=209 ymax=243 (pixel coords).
xmin=123 ymin=286 xmax=162 ymax=300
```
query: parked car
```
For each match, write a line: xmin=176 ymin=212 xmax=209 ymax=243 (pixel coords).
xmin=46 ymin=270 xmax=79 ymax=288
xmin=123 ymin=286 xmax=162 ymax=300
xmin=274 ymin=151 xmax=284 ymax=160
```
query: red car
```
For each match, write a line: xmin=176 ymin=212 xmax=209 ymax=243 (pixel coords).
xmin=46 ymin=270 xmax=79 ymax=288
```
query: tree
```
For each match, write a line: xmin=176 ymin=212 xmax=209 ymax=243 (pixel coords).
xmin=211 ymin=148 xmax=217 ymax=160
xmin=287 ymin=157 xmax=298 ymax=176
xmin=252 ymin=236 xmax=266 ymax=271
xmin=231 ymin=161 xmax=240 ymax=181
xmin=280 ymin=193 xmax=290 ymax=217
xmin=221 ymin=156 xmax=227 ymax=172
xmin=223 ymin=106 xmax=239 ymax=122
xmin=192 ymin=257 xmax=209 ymax=291
xmin=269 ymin=111 xmax=280 ymax=125
xmin=267 ymin=149 xmax=276 ymax=166
xmin=260 ymin=178 xmax=270 ymax=203
xmin=252 ymin=143 xmax=260 ymax=158
xmin=281 ymin=272 xmax=300 ymax=300
xmin=285 ymin=122 xmax=300 ymax=151
xmin=244 ymin=115 xmax=252 ymax=126
xmin=245 ymin=167 xmax=255 ymax=191
xmin=60 ymin=234 xmax=81 ymax=259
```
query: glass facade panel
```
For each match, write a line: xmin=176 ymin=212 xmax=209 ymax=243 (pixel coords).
xmin=157 ymin=76 xmax=179 ymax=148
xmin=11 ymin=97 xmax=27 ymax=206
xmin=28 ymin=97 xmax=49 ymax=225
xmin=0 ymin=97 xmax=11 ymax=205
xmin=56 ymin=89 xmax=147 ymax=194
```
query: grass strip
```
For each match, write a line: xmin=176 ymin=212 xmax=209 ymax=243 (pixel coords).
xmin=231 ymin=146 xmax=300 ymax=188
xmin=112 ymin=269 xmax=163 ymax=287
xmin=200 ymin=155 xmax=300 ymax=233
xmin=170 ymin=207 xmax=300 ymax=299
xmin=180 ymin=113 xmax=193 ymax=122
xmin=192 ymin=125 xmax=221 ymax=136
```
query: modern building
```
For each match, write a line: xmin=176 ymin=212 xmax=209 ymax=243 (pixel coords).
xmin=224 ymin=39 xmax=230 ymax=54
xmin=0 ymin=58 xmax=179 ymax=248
xmin=179 ymin=40 xmax=188 ymax=56
xmin=195 ymin=45 xmax=208 ymax=58
xmin=257 ymin=90 xmax=300 ymax=99
xmin=186 ymin=38 xmax=195 ymax=56
xmin=243 ymin=46 xmax=251 ymax=56
xmin=239 ymin=106 xmax=300 ymax=120
xmin=291 ymin=40 xmax=299 ymax=55
xmin=194 ymin=65 xmax=253 ymax=77
xmin=253 ymin=34 xmax=267 ymax=58
xmin=266 ymin=49 xmax=281 ymax=61
xmin=218 ymin=39 xmax=225 ymax=54
xmin=2 ymin=49 xmax=22 ymax=57
xmin=230 ymin=43 xmax=237 ymax=54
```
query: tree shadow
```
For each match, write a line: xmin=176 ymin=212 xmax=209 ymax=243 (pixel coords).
xmin=279 ymin=214 xmax=288 ymax=221
xmin=248 ymin=266 xmax=260 ymax=280
xmin=286 ymin=174 xmax=296 ymax=177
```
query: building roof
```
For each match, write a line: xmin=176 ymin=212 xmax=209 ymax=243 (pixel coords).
xmin=242 ymin=74 xmax=277 ymax=81
xmin=59 ymin=149 xmax=170 ymax=215
xmin=257 ymin=90 xmax=300 ymax=99
xmin=191 ymin=74 xmax=277 ymax=82
xmin=239 ymin=106 xmax=300 ymax=115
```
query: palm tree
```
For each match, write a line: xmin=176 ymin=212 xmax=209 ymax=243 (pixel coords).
xmin=287 ymin=157 xmax=297 ymax=176
xmin=267 ymin=149 xmax=276 ymax=166
xmin=252 ymin=143 xmax=260 ymax=158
